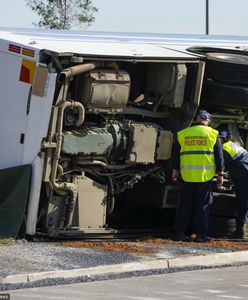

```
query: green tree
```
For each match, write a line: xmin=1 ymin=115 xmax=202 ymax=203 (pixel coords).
xmin=25 ymin=0 xmax=98 ymax=29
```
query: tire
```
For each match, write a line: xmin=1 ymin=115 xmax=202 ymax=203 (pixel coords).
xmin=205 ymin=53 xmax=248 ymax=85
xmin=209 ymin=216 xmax=236 ymax=237
xmin=207 ymin=53 xmax=248 ymax=65
xmin=201 ymin=80 xmax=248 ymax=109
xmin=210 ymin=193 xmax=236 ymax=218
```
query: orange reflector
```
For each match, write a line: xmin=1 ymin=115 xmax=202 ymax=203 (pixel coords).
xmin=22 ymin=47 xmax=35 ymax=57
xmin=19 ymin=59 xmax=36 ymax=84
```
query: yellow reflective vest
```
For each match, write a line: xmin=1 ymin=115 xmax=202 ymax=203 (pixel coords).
xmin=223 ymin=141 xmax=247 ymax=159
xmin=177 ymin=125 xmax=218 ymax=182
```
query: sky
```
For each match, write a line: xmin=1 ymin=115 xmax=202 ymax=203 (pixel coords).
xmin=0 ymin=0 xmax=248 ymax=36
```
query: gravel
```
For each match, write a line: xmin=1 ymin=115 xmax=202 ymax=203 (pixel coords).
xmin=0 ymin=237 xmax=243 ymax=291
xmin=0 ymin=241 xmax=144 ymax=277
xmin=0 ymin=238 xmax=232 ymax=277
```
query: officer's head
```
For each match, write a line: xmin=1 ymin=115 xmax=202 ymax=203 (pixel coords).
xmin=218 ymin=130 xmax=230 ymax=143
xmin=195 ymin=110 xmax=211 ymax=126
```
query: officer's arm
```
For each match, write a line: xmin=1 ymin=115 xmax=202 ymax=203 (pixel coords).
xmin=214 ymin=138 xmax=225 ymax=174
xmin=223 ymin=149 xmax=232 ymax=171
xmin=172 ymin=140 xmax=180 ymax=182
xmin=214 ymin=137 xmax=225 ymax=187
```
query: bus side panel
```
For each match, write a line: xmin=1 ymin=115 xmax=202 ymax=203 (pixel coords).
xmin=24 ymin=73 xmax=56 ymax=235
xmin=0 ymin=51 xmax=32 ymax=169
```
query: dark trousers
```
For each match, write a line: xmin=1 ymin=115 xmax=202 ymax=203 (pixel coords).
xmin=175 ymin=180 xmax=213 ymax=237
xmin=235 ymin=185 xmax=248 ymax=231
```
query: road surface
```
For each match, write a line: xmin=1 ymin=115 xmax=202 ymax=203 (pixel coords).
xmin=7 ymin=264 xmax=248 ymax=299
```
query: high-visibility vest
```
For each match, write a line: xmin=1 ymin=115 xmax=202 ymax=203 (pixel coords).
xmin=223 ymin=141 xmax=247 ymax=160
xmin=177 ymin=125 xmax=218 ymax=182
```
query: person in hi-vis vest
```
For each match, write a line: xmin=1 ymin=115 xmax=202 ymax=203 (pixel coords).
xmin=219 ymin=130 xmax=248 ymax=239
xmin=171 ymin=110 xmax=224 ymax=242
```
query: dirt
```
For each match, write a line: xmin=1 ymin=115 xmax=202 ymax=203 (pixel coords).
xmin=60 ymin=238 xmax=248 ymax=253
xmin=138 ymin=237 xmax=248 ymax=251
xmin=60 ymin=241 xmax=156 ymax=253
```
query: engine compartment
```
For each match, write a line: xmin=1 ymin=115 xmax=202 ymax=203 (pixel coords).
xmin=38 ymin=53 xmax=203 ymax=236
xmin=37 ymin=49 xmax=248 ymax=237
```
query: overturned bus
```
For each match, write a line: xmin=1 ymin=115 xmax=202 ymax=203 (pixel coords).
xmin=0 ymin=29 xmax=248 ymax=238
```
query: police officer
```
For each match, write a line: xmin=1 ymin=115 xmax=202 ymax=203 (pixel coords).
xmin=219 ymin=131 xmax=248 ymax=239
xmin=171 ymin=110 xmax=224 ymax=242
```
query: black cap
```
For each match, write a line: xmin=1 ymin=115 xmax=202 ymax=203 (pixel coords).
xmin=218 ymin=130 xmax=228 ymax=138
xmin=197 ymin=110 xmax=211 ymax=122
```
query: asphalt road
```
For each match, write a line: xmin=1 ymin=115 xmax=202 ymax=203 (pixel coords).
xmin=6 ymin=264 xmax=248 ymax=299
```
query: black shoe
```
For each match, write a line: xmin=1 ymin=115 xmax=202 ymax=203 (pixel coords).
xmin=171 ymin=233 xmax=189 ymax=242
xmin=196 ymin=235 xmax=212 ymax=243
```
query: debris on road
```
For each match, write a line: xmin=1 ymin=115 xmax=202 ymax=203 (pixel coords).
xmin=59 ymin=237 xmax=248 ymax=253
xmin=60 ymin=241 xmax=156 ymax=254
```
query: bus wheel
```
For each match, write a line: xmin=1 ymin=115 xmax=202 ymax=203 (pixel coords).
xmin=201 ymin=80 xmax=248 ymax=109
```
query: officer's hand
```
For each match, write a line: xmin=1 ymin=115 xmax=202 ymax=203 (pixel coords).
xmin=172 ymin=169 xmax=180 ymax=182
xmin=216 ymin=175 xmax=224 ymax=188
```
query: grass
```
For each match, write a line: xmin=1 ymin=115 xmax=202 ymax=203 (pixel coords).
xmin=0 ymin=238 xmax=15 ymax=245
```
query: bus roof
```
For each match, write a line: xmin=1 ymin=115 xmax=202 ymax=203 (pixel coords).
xmin=0 ymin=28 xmax=248 ymax=59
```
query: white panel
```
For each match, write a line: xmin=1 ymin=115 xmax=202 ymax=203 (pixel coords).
xmin=1 ymin=29 xmax=248 ymax=58
xmin=0 ymin=30 xmax=198 ymax=59
xmin=29 ymin=41 xmax=195 ymax=58
xmin=0 ymin=51 xmax=30 ymax=169
xmin=22 ymin=73 xmax=56 ymax=163
xmin=26 ymin=155 xmax=44 ymax=235
xmin=24 ymin=74 xmax=56 ymax=235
